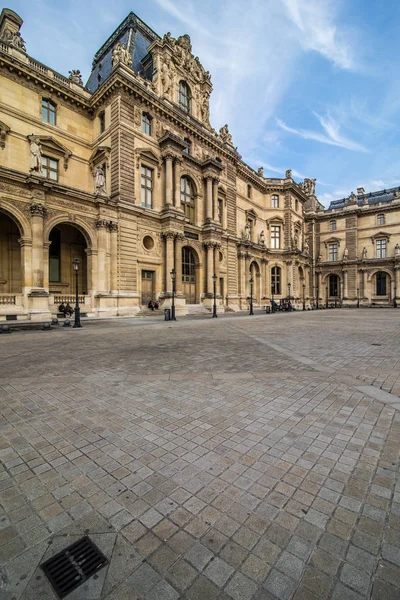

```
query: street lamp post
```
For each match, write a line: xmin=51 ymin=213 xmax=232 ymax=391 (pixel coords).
xmin=302 ymin=283 xmax=306 ymax=311
xmin=394 ymin=281 xmax=397 ymax=308
xmin=73 ymin=258 xmax=82 ymax=328
xmin=170 ymin=268 xmax=176 ymax=321
xmin=357 ymin=287 xmax=360 ymax=308
xmin=316 ymin=281 xmax=319 ymax=309
xmin=288 ymin=282 xmax=291 ymax=311
xmin=326 ymin=285 xmax=328 ymax=309
xmin=249 ymin=276 xmax=254 ymax=315
xmin=212 ymin=273 xmax=218 ymax=318
xmin=271 ymin=285 xmax=274 ymax=313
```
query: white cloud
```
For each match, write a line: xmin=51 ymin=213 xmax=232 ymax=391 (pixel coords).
xmin=281 ymin=0 xmax=357 ymax=70
xmin=277 ymin=115 xmax=370 ymax=153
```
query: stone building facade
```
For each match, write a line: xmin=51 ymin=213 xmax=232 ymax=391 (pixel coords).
xmin=0 ymin=8 xmax=398 ymax=320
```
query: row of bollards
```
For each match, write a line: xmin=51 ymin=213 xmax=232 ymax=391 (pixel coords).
xmin=0 ymin=318 xmax=73 ymax=334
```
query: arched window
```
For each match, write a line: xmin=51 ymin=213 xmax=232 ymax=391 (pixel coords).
xmin=271 ymin=266 xmax=281 ymax=295
xmin=42 ymin=99 xmax=56 ymax=125
xmin=142 ymin=113 xmax=152 ymax=136
xmin=180 ymin=177 xmax=195 ymax=224
xmin=377 ymin=213 xmax=385 ymax=226
xmin=178 ymin=81 xmax=191 ymax=112
xmin=271 ymin=194 xmax=279 ymax=208
xmin=329 ymin=220 xmax=337 ymax=231
xmin=329 ymin=274 xmax=339 ymax=297
xmin=376 ymin=272 xmax=387 ymax=296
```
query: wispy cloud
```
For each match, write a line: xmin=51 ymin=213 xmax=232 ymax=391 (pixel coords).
xmin=276 ymin=114 xmax=370 ymax=153
xmin=281 ymin=0 xmax=357 ymax=70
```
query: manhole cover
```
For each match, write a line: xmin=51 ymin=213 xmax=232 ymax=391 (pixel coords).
xmin=41 ymin=536 xmax=108 ymax=599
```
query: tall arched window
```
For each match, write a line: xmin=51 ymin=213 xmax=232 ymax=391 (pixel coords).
xmin=178 ymin=81 xmax=191 ymax=112
xmin=271 ymin=266 xmax=281 ymax=295
xmin=329 ymin=274 xmax=339 ymax=297
xmin=376 ymin=272 xmax=387 ymax=296
xmin=271 ymin=194 xmax=279 ymax=208
xmin=180 ymin=177 xmax=195 ymax=224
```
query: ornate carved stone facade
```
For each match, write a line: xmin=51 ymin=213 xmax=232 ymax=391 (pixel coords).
xmin=0 ymin=8 xmax=398 ymax=320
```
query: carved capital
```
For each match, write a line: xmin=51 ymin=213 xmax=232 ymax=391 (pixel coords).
xmin=96 ymin=218 xmax=109 ymax=229
xmin=108 ymin=221 xmax=119 ymax=232
xmin=203 ymin=241 xmax=214 ymax=249
xmin=162 ymin=230 xmax=177 ymax=240
xmin=30 ymin=202 xmax=46 ymax=217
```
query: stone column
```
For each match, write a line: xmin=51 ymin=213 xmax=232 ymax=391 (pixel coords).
xmin=261 ymin=258 xmax=268 ymax=298
xmin=164 ymin=232 xmax=175 ymax=293
xmin=206 ymin=177 xmax=213 ymax=220
xmin=175 ymin=234 xmax=184 ymax=295
xmin=205 ymin=243 xmax=214 ymax=295
xmin=85 ymin=248 xmax=97 ymax=297
xmin=43 ymin=242 xmax=50 ymax=291
xmin=165 ymin=155 xmax=173 ymax=207
xmin=109 ymin=222 xmax=118 ymax=294
xmin=96 ymin=219 xmax=109 ymax=294
xmin=174 ymin=158 xmax=182 ymax=209
xmin=244 ymin=252 xmax=250 ymax=299
xmin=212 ymin=179 xmax=219 ymax=221
xmin=343 ymin=269 xmax=348 ymax=298
xmin=30 ymin=203 xmax=46 ymax=289
xmin=395 ymin=266 xmax=400 ymax=304
xmin=238 ymin=252 xmax=245 ymax=297
xmin=214 ymin=243 xmax=221 ymax=295
xmin=18 ymin=237 xmax=32 ymax=295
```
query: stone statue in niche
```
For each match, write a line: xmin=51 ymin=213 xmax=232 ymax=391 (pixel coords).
xmin=200 ymin=90 xmax=210 ymax=125
xmin=94 ymin=166 xmax=107 ymax=196
xmin=317 ymin=253 xmax=322 ymax=263
xmin=219 ymin=124 xmax=232 ymax=144
xmin=257 ymin=167 xmax=264 ymax=177
xmin=68 ymin=70 xmax=83 ymax=85
xmin=161 ymin=60 xmax=173 ymax=98
xmin=343 ymin=247 xmax=349 ymax=260
xmin=362 ymin=247 xmax=367 ymax=259
xmin=29 ymin=136 xmax=42 ymax=175
xmin=244 ymin=221 xmax=251 ymax=241
xmin=395 ymin=243 xmax=400 ymax=257
xmin=293 ymin=231 xmax=299 ymax=248
xmin=304 ymin=239 xmax=310 ymax=254
xmin=259 ymin=230 xmax=265 ymax=245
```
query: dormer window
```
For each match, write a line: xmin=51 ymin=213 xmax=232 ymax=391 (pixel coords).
xmin=377 ymin=213 xmax=385 ymax=226
xmin=142 ymin=113 xmax=152 ymax=136
xmin=42 ymin=99 xmax=56 ymax=125
xmin=178 ymin=81 xmax=191 ymax=113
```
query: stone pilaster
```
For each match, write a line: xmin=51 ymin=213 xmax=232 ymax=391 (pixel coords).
xmin=29 ymin=202 xmax=46 ymax=290
xmin=163 ymin=231 xmax=175 ymax=293
xmin=164 ymin=154 xmax=174 ymax=207
xmin=96 ymin=219 xmax=109 ymax=294
xmin=175 ymin=233 xmax=184 ymax=295
xmin=109 ymin=221 xmax=119 ymax=294
xmin=174 ymin=157 xmax=182 ymax=209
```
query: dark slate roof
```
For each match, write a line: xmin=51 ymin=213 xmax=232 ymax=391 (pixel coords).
xmin=86 ymin=12 xmax=160 ymax=93
xmin=328 ymin=186 xmax=400 ymax=210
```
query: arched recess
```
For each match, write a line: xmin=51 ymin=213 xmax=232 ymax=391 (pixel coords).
xmin=182 ymin=245 xmax=200 ymax=303
xmin=0 ymin=209 xmax=25 ymax=295
xmin=250 ymin=260 xmax=261 ymax=303
xmin=46 ymin=222 xmax=92 ymax=300
xmin=372 ymin=269 xmax=392 ymax=298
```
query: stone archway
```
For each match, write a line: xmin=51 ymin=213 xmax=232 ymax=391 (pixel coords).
xmin=0 ymin=211 xmax=23 ymax=296
xmin=250 ymin=260 xmax=261 ymax=304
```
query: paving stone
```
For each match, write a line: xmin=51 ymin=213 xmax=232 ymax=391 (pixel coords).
xmin=225 ymin=572 xmax=258 ymax=600
xmin=184 ymin=542 xmax=214 ymax=571
xmin=186 ymin=575 xmax=220 ymax=600
xmin=340 ymin=563 xmax=370 ymax=595
xmin=166 ymin=558 xmax=197 ymax=592
xmin=127 ymin=563 xmax=160 ymax=596
xmin=204 ymin=556 xmax=235 ymax=587
xmin=275 ymin=551 xmax=305 ymax=580
xmin=382 ymin=543 xmax=400 ymax=566
xmin=263 ymin=569 xmax=297 ymax=600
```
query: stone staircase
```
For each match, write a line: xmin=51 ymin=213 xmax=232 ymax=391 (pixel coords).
xmin=185 ymin=304 xmax=210 ymax=315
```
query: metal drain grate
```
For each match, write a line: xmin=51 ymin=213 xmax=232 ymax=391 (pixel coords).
xmin=41 ymin=536 xmax=108 ymax=599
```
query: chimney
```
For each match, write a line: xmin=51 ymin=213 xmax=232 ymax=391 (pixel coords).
xmin=357 ymin=187 xmax=365 ymax=196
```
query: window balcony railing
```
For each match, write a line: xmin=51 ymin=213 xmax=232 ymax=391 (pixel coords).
xmin=0 ymin=295 xmax=16 ymax=305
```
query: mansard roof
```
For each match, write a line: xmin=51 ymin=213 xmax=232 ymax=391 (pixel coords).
xmin=86 ymin=12 xmax=160 ymax=93
xmin=328 ymin=186 xmax=400 ymax=210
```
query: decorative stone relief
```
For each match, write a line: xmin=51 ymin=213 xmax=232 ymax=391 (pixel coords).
xmin=112 ymin=42 xmax=132 ymax=67
xmin=219 ymin=124 xmax=233 ymax=145
xmin=0 ymin=121 xmax=10 ymax=150
xmin=300 ymin=178 xmax=316 ymax=196
xmin=28 ymin=135 xmax=43 ymax=175
xmin=94 ymin=166 xmax=107 ymax=197
xmin=68 ymin=70 xmax=83 ymax=86
xmin=0 ymin=28 xmax=26 ymax=52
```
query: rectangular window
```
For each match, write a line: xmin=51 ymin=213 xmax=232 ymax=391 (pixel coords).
xmin=329 ymin=220 xmax=336 ymax=231
xmin=42 ymin=99 xmax=56 ymax=125
xmin=329 ymin=243 xmax=338 ymax=261
xmin=271 ymin=225 xmax=280 ymax=249
xmin=271 ymin=195 xmax=279 ymax=208
xmin=141 ymin=166 xmax=153 ymax=208
xmin=99 ymin=112 xmax=105 ymax=133
xmin=218 ymin=199 xmax=223 ymax=224
xmin=42 ymin=156 xmax=58 ymax=181
xmin=142 ymin=113 xmax=151 ymax=136
xmin=376 ymin=239 xmax=386 ymax=258
xmin=377 ymin=214 xmax=385 ymax=225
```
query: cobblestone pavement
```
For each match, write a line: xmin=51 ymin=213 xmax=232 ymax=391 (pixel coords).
xmin=0 ymin=309 xmax=399 ymax=600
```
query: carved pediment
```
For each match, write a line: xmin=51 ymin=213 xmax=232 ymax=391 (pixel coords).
xmin=324 ymin=236 xmax=341 ymax=248
xmin=267 ymin=215 xmax=284 ymax=225
xmin=246 ymin=208 xmax=258 ymax=221
xmin=371 ymin=231 xmax=390 ymax=243
xmin=89 ymin=145 xmax=111 ymax=169
xmin=28 ymin=135 xmax=72 ymax=170
xmin=136 ymin=147 xmax=161 ymax=177
xmin=0 ymin=121 xmax=10 ymax=149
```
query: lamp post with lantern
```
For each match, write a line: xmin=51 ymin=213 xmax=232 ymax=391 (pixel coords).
xmin=302 ymin=283 xmax=306 ymax=311
xmin=72 ymin=258 xmax=82 ymax=328
xmin=212 ymin=274 xmax=218 ymax=318
xmin=170 ymin=268 xmax=176 ymax=321
xmin=249 ymin=276 xmax=254 ymax=315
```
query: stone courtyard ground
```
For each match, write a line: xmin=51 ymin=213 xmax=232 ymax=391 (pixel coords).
xmin=0 ymin=309 xmax=400 ymax=600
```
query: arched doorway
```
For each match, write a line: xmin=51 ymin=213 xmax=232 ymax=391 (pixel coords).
xmin=271 ymin=266 xmax=281 ymax=296
xmin=329 ymin=274 xmax=339 ymax=298
xmin=376 ymin=271 xmax=388 ymax=297
xmin=182 ymin=246 xmax=196 ymax=303
xmin=250 ymin=261 xmax=261 ymax=304
xmin=48 ymin=224 xmax=87 ymax=303
xmin=0 ymin=212 xmax=22 ymax=296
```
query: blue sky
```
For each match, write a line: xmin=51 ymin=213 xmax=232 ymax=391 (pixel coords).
xmin=6 ymin=0 xmax=400 ymax=205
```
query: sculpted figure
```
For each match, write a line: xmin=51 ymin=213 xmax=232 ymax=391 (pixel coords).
xmin=29 ymin=136 xmax=42 ymax=174
xmin=343 ymin=247 xmax=349 ymax=260
xmin=257 ymin=167 xmax=264 ymax=177
xmin=161 ymin=60 xmax=172 ymax=97
xmin=285 ymin=169 xmax=292 ymax=179
xmin=200 ymin=90 xmax=210 ymax=124
xmin=259 ymin=230 xmax=265 ymax=245
xmin=362 ymin=247 xmax=367 ymax=259
xmin=68 ymin=70 xmax=83 ymax=85
xmin=11 ymin=31 xmax=26 ymax=52
xmin=112 ymin=42 xmax=123 ymax=66
xmin=317 ymin=253 xmax=322 ymax=263
xmin=219 ymin=124 xmax=232 ymax=144
xmin=304 ymin=239 xmax=310 ymax=254
xmin=395 ymin=243 xmax=400 ymax=257
xmin=244 ymin=220 xmax=251 ymax=241
xmin=94 ymin=166 xmax=107 ymax=196
xmin=120 ymin=43 xmax=131 ymax=66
